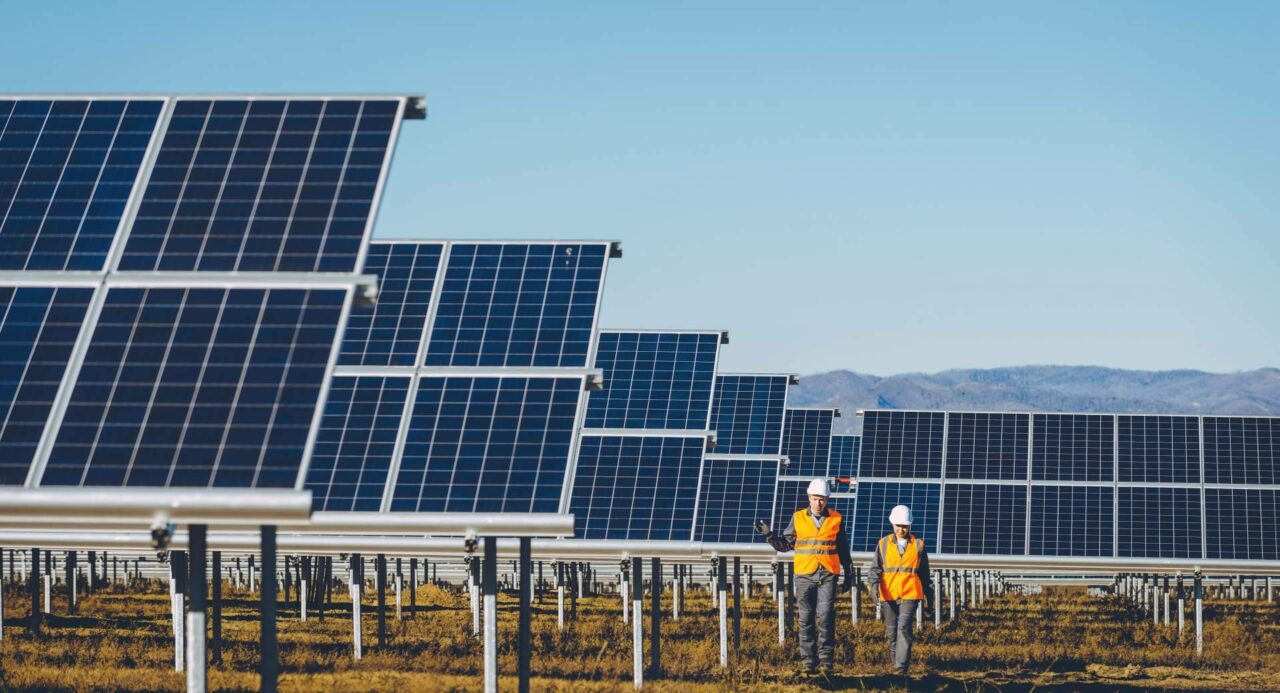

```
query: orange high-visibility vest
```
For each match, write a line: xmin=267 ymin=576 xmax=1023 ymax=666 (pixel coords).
xmin=793 ymin=509 xmax=843 ymax=575
xmin=878 ymin=534 xmax=925 ymax=601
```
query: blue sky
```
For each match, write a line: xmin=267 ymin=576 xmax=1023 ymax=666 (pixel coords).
xmin=7 ymin=2 xmax=1277 ymax=375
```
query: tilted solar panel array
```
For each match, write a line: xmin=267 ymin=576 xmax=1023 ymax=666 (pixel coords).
xmin=0 ymin=95 xmax=419 ymax=492
xmin=570 ymin=330 xmax=723 ymax=540
xmin=308 ymin=240 xmax=617 ymax=515
xmin=852 ymin=409 xmax=1280 ymax=560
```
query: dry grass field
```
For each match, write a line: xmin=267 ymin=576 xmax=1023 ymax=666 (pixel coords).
xmin=2 ymin=577 xmax=1279 ymax=692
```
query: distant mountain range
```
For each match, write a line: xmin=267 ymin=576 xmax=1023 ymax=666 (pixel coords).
xmin=786 ymin=366 xmax=1280 ymax=435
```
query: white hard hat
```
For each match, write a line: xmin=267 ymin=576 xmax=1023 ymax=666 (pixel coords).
xmin=806 ymin=478 xmax=831 ymax=497
xmin=889 ymin=505 xmax=913 ymax=525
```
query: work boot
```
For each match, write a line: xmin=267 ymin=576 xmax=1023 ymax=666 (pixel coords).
xmin=801 ymin=662 xmax=818 ymax=676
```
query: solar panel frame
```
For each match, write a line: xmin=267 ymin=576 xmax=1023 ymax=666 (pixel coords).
xmin=849 ymin=480 xmax=941 ymax=553
xmin=1028 ymin=484 xmax=1113 ymax=557
xmin=1031 ymin=413 xmax=1115 ymax=482
xmin=779 ymin=407 xmax=837 ymax=479
xmin=1117 ymin=414 xmax=1200 ymax=484
xmin=829 ymin=434 xmax=860 ymax=479
xmin=304 ymin=374 xmax=412 ymax=512
xmin=707 ymin=373 xmax=791 ymax=457
xmin=1204 ymin=487 xmax=1280 ymax=561
xmin=940 ymin=482 xmax=1027 ymax=555
xmin=857 ymin=410 xmax=944 ymax=479
xmin=584 ymin=329 xmax=724 ymax=431
xmin=1203 ymin=415 xmax=1280 ymax=485
xmin=1117 ymin=485 xmax=1203 ymax=559
xmin=945 ymin=412 xmax=1029 ymax=481
xmin=568 ymin=432 xmax=706 ymax=541
xmin=694 ymin=456 xmax=781 ymax=543
xmin=337 ymin=241 xmax=444 ymax=367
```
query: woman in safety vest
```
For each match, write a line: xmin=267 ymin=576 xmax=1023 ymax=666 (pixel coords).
xmin=867 ymin=504 xmax=934 ymax=676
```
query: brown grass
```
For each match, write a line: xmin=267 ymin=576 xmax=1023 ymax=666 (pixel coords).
xmin=3 ymin=578 xmax=1279 ymax=691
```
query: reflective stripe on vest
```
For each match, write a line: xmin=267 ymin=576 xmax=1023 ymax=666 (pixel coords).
xmin=878 ymin=534 xmax=925 ymax=601
xmin=792 ymin=509 xmax=842 ymax=575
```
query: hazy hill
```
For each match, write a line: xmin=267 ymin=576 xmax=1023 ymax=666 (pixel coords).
xmin=787 ymin=366 xmax=1280 ymax=434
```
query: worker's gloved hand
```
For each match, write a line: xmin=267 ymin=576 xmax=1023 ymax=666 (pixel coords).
xmin=840 ymin=575 xmax=853 ymax=594
xmin=753 ymin=520 xmax=772 ymax=537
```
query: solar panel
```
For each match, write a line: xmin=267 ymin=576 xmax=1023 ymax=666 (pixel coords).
xmin=389 ymin=376 xmax=580 ymax=513
xmin=945 ymin=412 xmax=1028 ymax=480
xmin=941 ymin=483 xmax=1027 ymax=555
xmin=1204 ymin=488 xmax=1280 ymax=561
xmin=118 ymin=98 xmax=402 ymax=273
xmin=41 ymin=287 xmax=348 ymax=488
xmin=829 ymin=434 xmax=860 ymax=479
xmin=857 ymin=410 xmax=942 ymax=479
xmin=0 ymin=99 xmax=161 ymax=271
xmin=568 ymin=434 xmax=704 ymax=540
xmin=1031 ymin=413 xmax=1114 ymax=482
xmin=424 ymin=243 xmax=608 ymax=368
xmin=1203 ymin=416 xmax=1280 ymax=484
xmin=305 ymin=375 xmax=410 ymax=511
xmin=1117 ymin=415 xmax=1200 ymax=483
xmin=1117 ymin=486 xmax=1202 ymax=559
xmin=1029 ymin=485 xmax=1112 ymax=557
xmin=0 ymin=286 xmax=94 ymax=485
xmin=585 ymin=331 xmax=720 ymax=430
xmin=849 ymin=481 xmax=939 ymax=553
xmin=708 ymin=375 xmax=789 ymax=455
xmin=780 ymin=408 xmax=836 ymax=478
xmin=771 ymin=480 xmax=814 ymax=540
xmin=694 ymin=457 xmax=779 ymax=543
xmin=337 ymin=242 xmax=442 ymax=367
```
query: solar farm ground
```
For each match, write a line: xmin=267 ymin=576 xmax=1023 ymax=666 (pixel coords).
xmin=2 ymin=581 xmax=1279 ymax=691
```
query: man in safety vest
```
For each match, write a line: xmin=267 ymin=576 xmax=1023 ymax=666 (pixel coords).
xmin=755 ymin=478 xmax=852 ymax=676
xmin=868 ymin=504 xmax=934 ymax=676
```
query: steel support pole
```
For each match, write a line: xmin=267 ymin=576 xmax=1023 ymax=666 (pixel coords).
xmin=66 ymin=550 xmax=76 ymax=613
xmin=632 ymin=557 xmax=643 ymax=690
xmin=949 ymin=571 xmax=956 ymax=620
xmin=518 ymin=538 xmax=532 ymax=693
xmin=482 ymin=538 xmax=498 ymax=693
xmin=774 ymin=562 xmax=784 ymax=646
xmin=621 ymin=562 xmax=629 ymax=624
xmin=259 ymin=526 xmax=279 ymax=693
xmin=409 ymin=558 xmax=417 ymax=618
xmin=556 ymin=561 xmax=564 ymax=631
xmin=187 ymin=525 xmax=208 ymax=693
xmin=650 ymin=557 xmax=662 ymax=680
xmin=717 ymin=558 xmax=728 ymax=667
xmin=1194 ymin=570 xmax=1204 ymax=656
xmin=1176 ymin=574 xmax=1185 ymax=636
xmin=852 ymin=565 xmax=860 ymax=625
xmin=350 ymin=554 xmax=362 ymax=660
xmin=376 ymin=554 xmax=387 ymax=648
xmin=1163 ymin=575 xmax=1170 ymax=626
xmin=471 ymin=556 xmax=481 ymax=637
xmin=672 ymin=563 xmax=680 ymax=620
xmin=732 ymin=557 xmax=742 ymax=652
xmin=29 ymin=547 xmax=40 ymax=637
xmin=211 ymin=551 xmax=222 ymax=665
xmin=171 ymin=552 xmax=185 ymax=673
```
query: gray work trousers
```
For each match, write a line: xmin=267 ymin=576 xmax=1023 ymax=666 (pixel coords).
xmin=795 ymin=570 xmax=838 ymax=668
xmin=882 ymin=599 xmax=920 ymax=672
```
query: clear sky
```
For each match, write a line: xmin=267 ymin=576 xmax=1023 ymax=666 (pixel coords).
xmin=7 ymin=2 xmax=1277 ymax=375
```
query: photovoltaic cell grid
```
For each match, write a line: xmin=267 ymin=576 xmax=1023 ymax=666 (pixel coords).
xmin=0 ymin=287 xmax=94 ymax=484
xmin=389 ymin=376 xmax=580 ymax=513
xmin=849 ymin=481 xmax=939 ymax=553
xmin=41 ymin=287 xmax=346 ymax=487
xmin=1029 ymin=485 xmax=1112 ymax=557
xmin=0 ymin=99 xmax=161 ymax=271
xmin=338 ymin=242 xmax=442 ymax=367
xmin=305 ymin=376 xmax=410 ymax=512
xmin=771 ymin=480 xmax=814 ymax=540
xmin=708 ymin=375 xmax=788 ymax=455
xmin=569 ymin=435 xmax=704 ymax=540
xmin=1203 ymin=416 xmax=1280 ymax=485
xmin=946 ymin=412 xmax=1028 ymax=480
xmin=1118 ymin=415 xmax=1200 ymax=483
xmin=858 ymin=410 xmax=943 ymax=479
xmin=118 ymin=98 xmax=400 ymax=273
xmin=425 ymin=243 xmax=606 ymax=368
xmin=942 ymin=483 xmax=1027 ymax=555
xmin=828 ymin=434 xmax=860 ymax=478
xmin=1205 ymin=488 xmax=1280 ymax=561
xmin=694 ymin=457 xmax=779 ymax=543
xmin=1118 ymin=487 xmax=1202 ymax=559
xmin=1032 ymin=414 xmax=1113 ymax=482
xmin=780 ymin=409 xmax=835 ymax=478
xmin=585 ymin=331 xmax=719 ymax=430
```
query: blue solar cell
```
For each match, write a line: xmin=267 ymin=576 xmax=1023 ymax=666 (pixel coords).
xmin=1029 ymin=485 xmax=1112 ymax=557
xmin=305 ymin=376 xmax=410 ymax=512
xmin=829 ymin=434 xmax=860 ymax=479
xmin=709 ymin=375 xmax=788 ymax=455
xmin=857 ymin=410 xmax=942 ymax=479
xmin=771 ymin=480 xmax=813 ymax=537
xmin=0 ymin=286 xmax=94 ymax=484
xmin=389 ymin=376 xmax=580 ymax=513
xmin=569 ymin=435 xmax=704 ymax=540
xmin=0 ymin=99 xmax=161 ymax=270
xmin=1203 ymin=416 xmax=1280 ymax=485
xmin=1117 ymin=415 xmax=1200 ymax=483
xmin=425 ymin=243 xmax=606 ymax=367
xmin=945 ymin=412 xmax=1028 ymax=480
xmin=338 ymin=242 xmax=442 ymax=367
xmin=1204 ymin=488 xmax=1280 ymax=561
xmin=849 ymin=481 xmax=940 ymax=553
xmin=40 ymin=287 xmax=346 ymax=488
xmin=941 ymin=483 xmax=1027 ymax=555
xmin=780 ymin=409 xmax=836 ymax=478
xmin=585 ymin=332 xmax=719 ymax=430
xmin=1031 ymin=414 xmax=1114 ymax=482
xmin=118 ymin=98 xmax=400 ymax=272
xmin=1117 ymin=486 xmax=1202 ymax=559
xmin=694 ymin=457 xmax=779 ymax=543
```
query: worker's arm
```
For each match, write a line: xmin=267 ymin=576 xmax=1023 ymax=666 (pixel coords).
xmin=837 ymin=528 xmax=853 ymax=592
xmin=867 ymin=538 xmax=883 ymax=602
xmin=764 ymin=516 xmax=797 ymax=553
xmin=919 ymin=544 xmax=935 ymax=605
